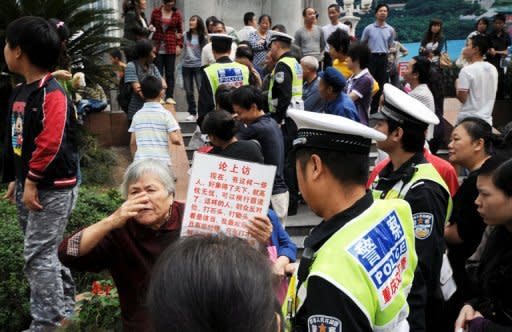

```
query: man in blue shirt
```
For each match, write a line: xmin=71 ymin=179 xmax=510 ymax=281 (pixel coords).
xmin=318 ymin=67 xmax=359 ymax=121
xmin=361 ymin=3 xmax=395 ymax=114
xmin=300 ymin=55 xmax=324 ymax=112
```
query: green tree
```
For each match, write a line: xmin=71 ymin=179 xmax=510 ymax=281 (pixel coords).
xmin=350 ymin=0 xmax=481 ymax=42
xmin=0 ymin=0 xmax=121 ymax=89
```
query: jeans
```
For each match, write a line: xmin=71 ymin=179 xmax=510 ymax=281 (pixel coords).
xmin=155 ymin=54 xmax=176 ymax=99
xmin=16 ymin=181 xmax=76 ymax=331
xmin=182 ymin=66 xmax=202 ymax=115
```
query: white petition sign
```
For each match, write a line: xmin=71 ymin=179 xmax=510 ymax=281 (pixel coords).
xmin=181 ymin=152 xmax=276 ymax=240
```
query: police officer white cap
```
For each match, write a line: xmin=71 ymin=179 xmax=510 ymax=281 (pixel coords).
xmin=269 ymin=31 xmax=295 ymax=45
xmin=371 ymin=83 xmax=439 ymax=126
xmin=288 ymin=109 xmax=387 ymax=154
xmin=209 ymin=33 xmax=234 ymax=50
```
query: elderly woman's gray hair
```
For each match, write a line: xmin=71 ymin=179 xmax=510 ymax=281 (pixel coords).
xmin=120 ymin=159 xmax=176 ymax=198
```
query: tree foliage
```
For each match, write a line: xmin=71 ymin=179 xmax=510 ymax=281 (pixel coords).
xmin=0 ymin=0 xmax=121 ymax=89
xmin=347 ymin=0 xmax=483 ymax=43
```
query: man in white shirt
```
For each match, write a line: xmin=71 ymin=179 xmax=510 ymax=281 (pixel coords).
xmin=201 ymin=20 xmax=237 ymax=66
xmin=322 ymin=4 xmax=349 ymax=69
xmin=456 ymin=34 xmax=498 ymax=125
xmin=404 ymin=56 xmax=436 ymax=140
xmin=238 ymin=12 xmax=257 ymax=42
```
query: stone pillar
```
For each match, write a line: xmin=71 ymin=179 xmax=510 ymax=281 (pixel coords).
xmin=180 ymin=0 xmax=267 ymax=31
xmin=271 ymin=0 xmax=304 ymax=36
xmin=312 ymin=0 xmax=333 ymax=26
xmin=181 ymin=0 xmax=217 ymax=25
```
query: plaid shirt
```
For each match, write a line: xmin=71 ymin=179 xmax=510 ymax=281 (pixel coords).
xmin=150 ymin=7 xmax=183 ymax=54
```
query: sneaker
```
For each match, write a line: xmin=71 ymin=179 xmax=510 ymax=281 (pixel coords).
xmin=185 ymin=114 xmax=196 ymax=121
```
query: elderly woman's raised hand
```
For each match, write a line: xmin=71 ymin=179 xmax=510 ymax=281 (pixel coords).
xmin=110 ymin=192 xmax=150 ymax=229
xmin=246 ymin=215 xmax=273 ymax=244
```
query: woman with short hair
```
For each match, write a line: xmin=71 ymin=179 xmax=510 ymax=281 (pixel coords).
xmin=248 ymin=15 xmax=272 ymax=72
xmin=59 ymin=159 xmax=184 ymax=331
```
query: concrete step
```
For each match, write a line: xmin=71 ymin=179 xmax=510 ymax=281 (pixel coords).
xmin=178 ymin=121 xmax=197 ymax=134
xmin=182 ymin=132 xmax=194 ymax=146
xmin=186 ymin=147 xmax=196 ymax=161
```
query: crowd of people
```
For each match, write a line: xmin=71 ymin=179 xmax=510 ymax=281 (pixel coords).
xmin=2 ymin=0 xmax=512 ymax=331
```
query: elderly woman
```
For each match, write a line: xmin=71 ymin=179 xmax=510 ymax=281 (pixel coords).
xmin=58 ymin=159 xmax=184 ymax=331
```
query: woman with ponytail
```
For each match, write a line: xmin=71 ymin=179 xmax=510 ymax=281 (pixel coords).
xmin=445 ymin=117 xmax=502 ymax=294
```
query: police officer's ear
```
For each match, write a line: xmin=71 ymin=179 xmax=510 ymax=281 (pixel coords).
xmin=390 ymin=126 xmax=404 ymax=142
xmin=309 ymin=154 xmax=325 ymax=180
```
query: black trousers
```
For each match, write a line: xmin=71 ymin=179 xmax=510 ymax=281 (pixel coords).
xmin=368 ymin=53 xmax=389 ymax=114
xmin=282 ymin=118 xmax=299 ymax=214
xmin=155 ymin=54 xmax=177 ymax=99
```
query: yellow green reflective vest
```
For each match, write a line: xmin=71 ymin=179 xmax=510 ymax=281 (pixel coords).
xmin=371 ymin=163 xmax=453 ymax=223
xmin=203 ymin=61 xmax=250 ymax=96
xmin=283 ymin=199 xmax=418 ymax=331
xmin=268 ymin=56 xmax=303 ymax=114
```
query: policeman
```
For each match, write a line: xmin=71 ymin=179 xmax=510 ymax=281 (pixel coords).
xmin=268 ymin=31 xmax=303 ymax=216
xmin=284 ymin=109 xmax=418 ymax=332
xmin=370 ymin=84 xmax=452 ymax=332
xmin=197 ymin=33 xmax=250 ymax=126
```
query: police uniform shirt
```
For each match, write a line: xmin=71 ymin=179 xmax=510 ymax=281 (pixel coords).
xmin=197 ymin=56 xmax=232 ymax=126
xmin=294 ymin=192 xmax=374 ymax=332
xmin=270 ymin=51 xmax=294 ymax=125
xmin=373 ymin=152 xmax=449 ymax=300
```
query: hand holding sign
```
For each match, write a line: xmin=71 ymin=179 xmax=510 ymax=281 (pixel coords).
xmin=247 ymin=215 xmax=273 ymax=244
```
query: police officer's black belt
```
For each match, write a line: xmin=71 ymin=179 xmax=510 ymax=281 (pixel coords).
xmin=293 ymin=129 xmax=372 ymax=154
xmin=381 ymin=101 xmax=428 ymax=128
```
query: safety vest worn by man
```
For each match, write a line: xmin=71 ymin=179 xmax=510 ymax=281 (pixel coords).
xmin=371 ymin=163 xmax=453 ymax=223
xmin=283 ymin=199 xmax=418 ymax=332
xmin=204 ymin=61 xmax=250 ymax=96
xmin=268 ymin=56 xmax=303 ymax=114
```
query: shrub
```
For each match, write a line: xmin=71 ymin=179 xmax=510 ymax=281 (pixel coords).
xmin=77 ymin=127 xmax=118 ymax=186
xmin=0 ymin=197 xmax=31 ymax=331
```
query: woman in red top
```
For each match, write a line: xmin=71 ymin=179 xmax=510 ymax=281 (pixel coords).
xmin=150 ymin=0 xmax=183 ymax=101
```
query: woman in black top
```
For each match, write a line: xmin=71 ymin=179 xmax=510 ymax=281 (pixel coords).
xmin=455 ymin=157 xmax=512 ymax=331
xmin=122 ymin=0 xmax=154 ymax=60
xmin=445 ymin=117 xmax=497 ymax=295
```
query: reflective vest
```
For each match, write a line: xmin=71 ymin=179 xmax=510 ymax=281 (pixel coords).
xmin=268 ymin=56 xmax=303 ymax=114
xmin=371 ymin=163 xmax=453 ymax=223
xmin=283 ymin=199 xmax=418 ymax=331
xmin=203 ymin=61 xmax=250 ymax=99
